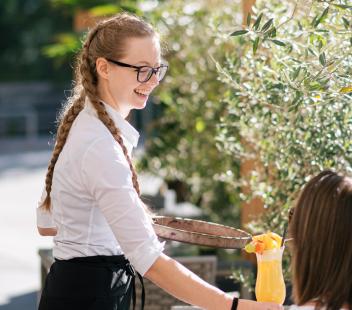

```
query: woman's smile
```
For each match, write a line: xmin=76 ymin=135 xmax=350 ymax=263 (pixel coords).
xmin=133 ymin=88 xmax=151 ymax=100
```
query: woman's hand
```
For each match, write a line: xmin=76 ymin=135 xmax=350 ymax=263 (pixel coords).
xmin=238 ymin=299 xmax=284 ymax=310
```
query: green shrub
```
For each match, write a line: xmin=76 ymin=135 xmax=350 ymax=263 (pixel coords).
xmin=142 ymin=1 xmax=244 ymax=226
xmin=216 ymin=0 xmax=352 ymax=234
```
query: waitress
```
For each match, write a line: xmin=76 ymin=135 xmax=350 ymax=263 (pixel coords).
xmin=37 ymin=12 xmax=282 ymax=310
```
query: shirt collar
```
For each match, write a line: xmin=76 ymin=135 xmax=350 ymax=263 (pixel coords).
xmin=84 ymin=97 xmax=140 ymax=148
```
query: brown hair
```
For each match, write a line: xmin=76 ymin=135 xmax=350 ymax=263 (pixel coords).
xmin=41 ymin=13 xmax=157 ymax=211
xmin=290 ymin=170 xmax=352 ymax=310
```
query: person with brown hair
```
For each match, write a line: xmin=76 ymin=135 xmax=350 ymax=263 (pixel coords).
xmin=36 ymin=12 xmax=283 ymax=310
xmin=289 ymin=170 xmax=352 ymax=310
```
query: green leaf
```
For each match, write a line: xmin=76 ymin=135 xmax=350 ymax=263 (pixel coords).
xmin=261 ymin=18 xmax=274 ymax=32
xmin=292 ymin=67 xmax=301 ymax=81
xmin=89 ymin=4 xmax=120 ymax=17
xmin=311 ymin=16 xmax=318 ymax=27
xmin=320 ymin=6 xmax=329 ymax=21
xmin=253 ymin=13 xmax=263 ymax=31
xmin=42 ymin=32 xmax=80 ymax=59
xmin=308 ymin=48 xmax=317 ymax=56
xmin=318 ymin=40 xmax=323 ymax=50
xmin=230 ymin=30 xmax=249 ymax=37
xmin=309 ymin=81 xmax=321 ymax=91
xmin=195 ymin=119 xmax=206 ymax=132
xmin=271 ymin=39 xmax=285 ymax=46
xmin=332 ymin=4 xmax=352 ymax=9
xmin=319 ymin=52 xmax=326 ymax=66
xmin=342 ymin=17 xmax=350 ymax=29
xmin=246 ymin=13 xmax=251 ymax=27
xmin=313 ymin=6 xmax=329 ymax=27
xmin=291 ymin=91 xmax=303 ymax=106
xmin=340 ymin=86 xmax=352 ymax=93
xmin=50 ymin=0 xmax=79 ymax=8
xmin=292 ymin=58 xmax=302 ymax=64
xmin=288 ymin=102 xmax=299 ymax=112
xmin=286 ymin=43 xmax=293 ymax=53
xmin=266 ymin=26 xmax=277 ymax=38
xmin=298 ymin=21 xmax=303 ymax=31
xmin=253 ymin=37 xmax=260 ymax=54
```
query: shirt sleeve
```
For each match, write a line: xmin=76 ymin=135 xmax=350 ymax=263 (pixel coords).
xmin=36 ymin=188 xmax=56 ymax=228
xmin=81 ymin=137 xmax=164 ymax=276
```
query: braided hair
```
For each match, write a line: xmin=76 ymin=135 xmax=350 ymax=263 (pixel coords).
xmin=41 ymin=13 xmax=156 ymax=211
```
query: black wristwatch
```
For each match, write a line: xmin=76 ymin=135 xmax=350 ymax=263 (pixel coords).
xmin=231 ymin=297 xmax=239 ymax=310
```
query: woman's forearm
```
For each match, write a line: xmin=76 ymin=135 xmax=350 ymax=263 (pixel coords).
xmin=144 ymin=253 xmax=233 ymax=310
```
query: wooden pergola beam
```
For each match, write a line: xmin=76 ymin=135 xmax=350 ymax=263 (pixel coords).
xmin=242 ymin=0 xmax=256 ymax=25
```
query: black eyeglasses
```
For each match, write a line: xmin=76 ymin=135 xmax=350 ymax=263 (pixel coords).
xmin=106 ymin=59 xmax=168 ymax=83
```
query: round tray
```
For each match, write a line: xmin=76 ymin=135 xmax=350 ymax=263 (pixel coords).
xmin=152 ymin=216 xmax=251 ymax=249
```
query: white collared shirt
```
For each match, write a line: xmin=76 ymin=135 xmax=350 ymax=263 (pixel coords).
xmin=36 ymin=98 xmax=164 ymax=276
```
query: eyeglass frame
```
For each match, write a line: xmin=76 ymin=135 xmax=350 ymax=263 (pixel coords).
xmin=105 ymin=58 xmax=168 ymax=83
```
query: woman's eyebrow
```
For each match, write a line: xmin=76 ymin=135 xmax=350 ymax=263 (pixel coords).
xmin=136 ymin=60 xmax=161 ymax=66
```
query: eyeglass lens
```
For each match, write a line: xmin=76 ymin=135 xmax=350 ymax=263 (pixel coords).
xmin=138 ymin=66 xmax=168 ymax=83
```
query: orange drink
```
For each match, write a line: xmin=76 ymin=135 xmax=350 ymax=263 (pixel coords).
xmin=255 ymin=247 xmax=286 ymax=304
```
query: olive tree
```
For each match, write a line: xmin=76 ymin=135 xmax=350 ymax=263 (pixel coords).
xmin=142 ymin=0 xmax=245 ymax=226
xmin=215 ymin=0 xmax=352 ymax=233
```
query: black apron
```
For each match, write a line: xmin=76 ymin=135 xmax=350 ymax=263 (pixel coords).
xmin=38 ymin=255 xmax=145 ymax=310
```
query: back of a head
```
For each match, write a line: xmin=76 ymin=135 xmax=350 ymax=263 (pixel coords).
xmin=290 ymin=170 xmax=352 ymax=310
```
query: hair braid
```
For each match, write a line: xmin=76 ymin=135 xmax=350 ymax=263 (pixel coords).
xmin=94 ymin=102 xmax=141 ymax=196
xmin=41 ymin=89 xmax=86 ymax=211
xmin=80 ymin=29 xmax=141 ymax=196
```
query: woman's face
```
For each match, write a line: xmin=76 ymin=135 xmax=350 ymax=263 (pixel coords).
xmin=104 ymin=36 xmax=161 ymax=117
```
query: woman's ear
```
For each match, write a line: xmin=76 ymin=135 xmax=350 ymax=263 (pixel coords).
xmin=96 ymin=57 xmax=109 ymax=80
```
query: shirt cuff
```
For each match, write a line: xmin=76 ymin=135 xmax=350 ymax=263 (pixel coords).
xmin=128 ymin=239 xmax=165 ymax=276
xmin=36 ymin=207 xmax=55 ymax=228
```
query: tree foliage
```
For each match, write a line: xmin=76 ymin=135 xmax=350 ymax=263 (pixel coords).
xmin=141 ymin=1 xmax=244 ymax=226
xmin=215 ymin=0 xmax=352 ymax=233
xmin=143 ymin=0 xmax=352 ymax=288
xmin=0 ymin=0 xmax=72 ymax=81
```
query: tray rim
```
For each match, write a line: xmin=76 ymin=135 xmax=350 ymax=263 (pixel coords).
xmin=152 ymin=216 xmax=252 ymax=249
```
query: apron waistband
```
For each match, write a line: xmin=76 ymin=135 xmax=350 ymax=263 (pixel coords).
xmin=55 ymin=254 xmax=128 ymax=265
xmin=54 ymin=255 xmax=145 ymax=310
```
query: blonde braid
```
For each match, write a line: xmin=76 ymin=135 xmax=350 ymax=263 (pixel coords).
xmin=41 ymin=89 xmax=86 ymax=211
xmin=80 ymin=25 xmax=141 ymax=196
xmin=94 ymin=101 xmax=141 ymax=196
xmin=41 ymin=25 xmax=112 ymax=211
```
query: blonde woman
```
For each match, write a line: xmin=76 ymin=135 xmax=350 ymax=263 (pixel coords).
xmin=36 ymin=13 xmax=282 ymax=310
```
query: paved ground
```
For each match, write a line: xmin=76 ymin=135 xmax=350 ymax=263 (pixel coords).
xmin=0 ymin=146 xmax=53 ymax=309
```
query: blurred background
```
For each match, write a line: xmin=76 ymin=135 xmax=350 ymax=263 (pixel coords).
xmin=1 ymin=0 xmax=351 ymax=309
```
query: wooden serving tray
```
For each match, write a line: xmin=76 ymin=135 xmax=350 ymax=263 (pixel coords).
xmin=152 ymin=216 xmax=251 ymax=249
